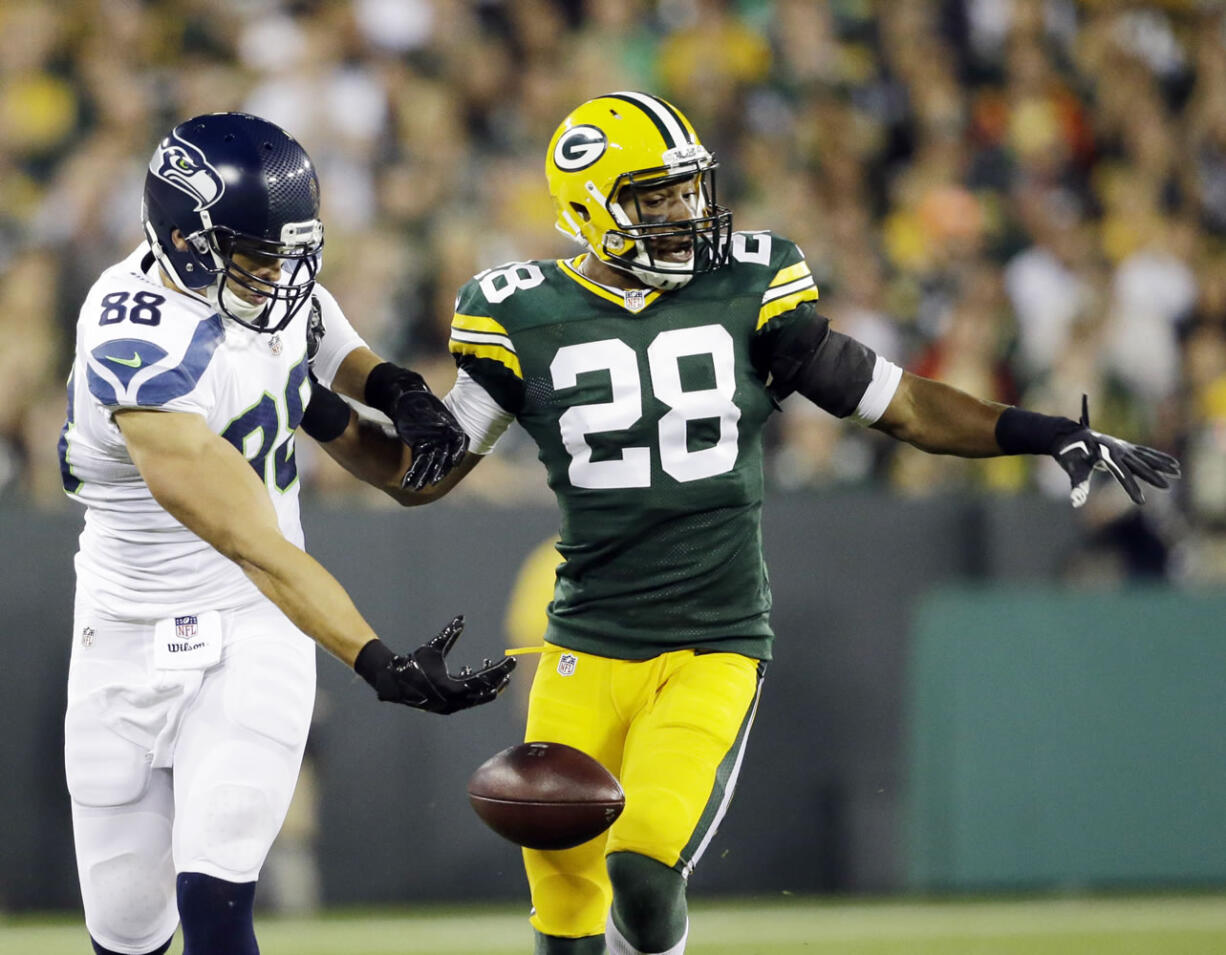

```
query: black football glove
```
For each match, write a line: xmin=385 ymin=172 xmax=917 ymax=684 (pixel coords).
xmin=306 ymin=296 xmax=325 ymax=365
xmin=1053 ymin=396 xmax=1181 ymax=508
xmin=365 ymin=364 xmax=469 ymax=490
xmin=361 ymin=616 xmax=515 ymax=715
xmin=393 ymin=383 xmax=470 ymax=492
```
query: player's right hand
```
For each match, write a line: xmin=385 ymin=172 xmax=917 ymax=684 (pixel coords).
xmin=393 ymin=387 xmax=470 ymax=491
xmin=380 ymin=371 xmax=469 ymax=491
xmin=368 ymin=616 xmax=515 ymax=714
xmin=1053 ymin=396 xmax=1181 ymax=508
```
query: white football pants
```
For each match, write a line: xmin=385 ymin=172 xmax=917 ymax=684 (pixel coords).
xmin=65 ymin=595 xmax=315 ymax=954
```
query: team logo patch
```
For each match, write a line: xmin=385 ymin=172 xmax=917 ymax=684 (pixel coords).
xmin=151 ymin=132 xmax=225 ymax=211
xmin=174 ymin=615 xmax=199 ymax=639
xmin=557 ymin=653 xmax=578 ymax=676
xmin=90 ymin=339 xmax=168 ymax=390
xmin=554 ymin=125 xmax=607 ymax=171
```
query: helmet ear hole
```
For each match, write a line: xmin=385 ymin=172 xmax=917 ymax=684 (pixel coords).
xmin=569 ymin=202 xmax=590 ymax=223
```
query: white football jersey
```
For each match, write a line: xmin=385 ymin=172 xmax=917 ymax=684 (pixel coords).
xmin=60 ymin=244 xmax=365 ymax=620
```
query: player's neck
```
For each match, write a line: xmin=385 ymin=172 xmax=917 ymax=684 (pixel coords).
xmin=157 ymin=265 xmax=211 ymax=307
xmin=158 ymin=267 xmax=186 ymax=296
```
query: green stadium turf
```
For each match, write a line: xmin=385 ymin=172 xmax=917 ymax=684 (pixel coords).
xmin=4 ymin=894 xmax=1226 ymax=954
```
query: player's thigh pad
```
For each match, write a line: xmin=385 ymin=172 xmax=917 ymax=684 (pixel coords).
xmin=65 ymin=611 xmax=162 ymax=808
xmin=172 ymin=617 xmax=316 ymax=882
xmin=524 ymin=645 xmax=629 ymax=771
xmin=67 ymin=607 xmax=182 ymax=951
xmin=609 ymin=651 xmax=762 ymax=875
xmin=523 ymin=645 xmax=630 ymax=939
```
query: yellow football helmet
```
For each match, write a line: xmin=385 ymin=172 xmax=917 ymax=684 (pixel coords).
xmin=545 ymin=91 xmax=732 ymax=290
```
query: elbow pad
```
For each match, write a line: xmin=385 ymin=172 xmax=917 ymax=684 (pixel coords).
xmin=768 ymin=317 xmax=878 ymax=418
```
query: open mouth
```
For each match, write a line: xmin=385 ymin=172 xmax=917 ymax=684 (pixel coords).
xmin=653 ymin=239 xmax=694 ymax=263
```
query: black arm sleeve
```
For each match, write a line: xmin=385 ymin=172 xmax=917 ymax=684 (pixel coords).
xmin=995 ymin=407 xmax=1080 ymax=455
xmin=364 ymin=362 xmax=429 ymax=417
xmin=766 ymin=312 xmax=879 ymax=418
xmin=300 ymin=378 xmax=352 ymax=443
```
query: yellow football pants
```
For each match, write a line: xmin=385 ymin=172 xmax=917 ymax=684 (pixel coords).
xmin=522 ymin=643 xmax=762 ymax=939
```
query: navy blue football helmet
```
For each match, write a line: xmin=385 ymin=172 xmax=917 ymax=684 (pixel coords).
xmin=141 ymin=112 xmax=324 ymax=332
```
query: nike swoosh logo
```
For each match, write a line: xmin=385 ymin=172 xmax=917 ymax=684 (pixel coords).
xmin=106 ymin=353 xmax=144 ymax=368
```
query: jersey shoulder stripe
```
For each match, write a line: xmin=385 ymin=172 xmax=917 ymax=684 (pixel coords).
xmin=757 ymin=280 xmax=818 ymax=330
xmin=748 ymin=233 xmax=820 ymax=332
xmin=768 ymin=260 xmax=813 ymax=290
xmin=450 ymin=313 xmax=522 ymax=378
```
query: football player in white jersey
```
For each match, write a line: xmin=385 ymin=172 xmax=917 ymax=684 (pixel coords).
xmin=58 ymin=112 xmax=515 ymax=955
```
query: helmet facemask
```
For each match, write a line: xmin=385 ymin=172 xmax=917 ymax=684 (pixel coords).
xmin=599 ymin=159 xmax=732 ymax=291
xmin=183 ymin=218 xmax=323 ymax=333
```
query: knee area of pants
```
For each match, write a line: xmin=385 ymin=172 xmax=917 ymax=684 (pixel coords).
xmin=194 ymin=782 xmax=276 ymax=877
xmin=86 ymin=853 xmax=175 ymax=951
xmin=531 ymin=873 xmax=611 ymax=936
xmin=607 ymin=852 xmax=684 ymax=910
xmin=610 ymin=791 xmax=690 ymax=856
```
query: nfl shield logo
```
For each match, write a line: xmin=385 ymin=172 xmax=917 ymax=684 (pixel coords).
xmin=557 ymin=653 xmax=578 ymax=677
xmin=623 ymin=288 xmax=646 ymax=312
xmin=175 ymin=615 xmax=198 ymax=639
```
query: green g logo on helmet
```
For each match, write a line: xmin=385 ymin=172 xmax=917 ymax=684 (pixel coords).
xmin=553 ymin=125 xmax=608 ymax=172
xmin=545 ymin=92 xmax=733 ymax=291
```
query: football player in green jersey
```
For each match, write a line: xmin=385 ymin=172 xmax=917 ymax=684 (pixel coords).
xmin=364 ymin=92 xmax=1180 ymax=954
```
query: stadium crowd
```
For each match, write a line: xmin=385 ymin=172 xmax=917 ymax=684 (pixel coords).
xmin=3 ymin=0 xmax=1225 ymax=579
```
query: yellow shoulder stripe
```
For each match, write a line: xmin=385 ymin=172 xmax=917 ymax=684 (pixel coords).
xmin=448 ymin=339 xmax=522 ymax=378
xmin=756 ymin=286 xmax=819 ymax=330
xmin=452 ymin=312 xmax=510 ymax=336
xmin=769 ymin=261 xmax=812 ymax=288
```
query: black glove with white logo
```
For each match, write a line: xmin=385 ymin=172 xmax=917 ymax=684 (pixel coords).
xmin=364 ymin=363 xmax=469 ymax=490
xmin=1052 ymin=397 xmax=1181 ymax=508
xmin=354 ymin=616 xmax=515 ymax=715
xmin=996 ymin=395 xmax=1180 ymax=508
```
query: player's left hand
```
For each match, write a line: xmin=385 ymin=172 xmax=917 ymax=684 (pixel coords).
xmin=1053 ymin=396 xmax=1181 ymax=508
xmin=372 ymin=616 xmax=516 ymax=715
xmin=386 ymin=373 xmax=470 ymax=491
xmin=306 ymin=296 xmax=326 ymax=364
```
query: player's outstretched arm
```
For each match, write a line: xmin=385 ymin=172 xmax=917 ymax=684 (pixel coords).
xmin=115 ymin=408 xmax=512 ymax=711
xmin=873 ymin=372 xmax=1180 ymax=507
xmin=319 ymin=344 xmax=469 ymax=490
xmin=300 ymin=381 xmax=482 ymax=505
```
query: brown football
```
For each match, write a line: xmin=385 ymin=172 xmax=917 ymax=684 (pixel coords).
xmin=467 ymin=742 xmax=625 ymax=850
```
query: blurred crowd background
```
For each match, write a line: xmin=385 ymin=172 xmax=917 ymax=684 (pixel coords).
xmin=4 ymin=0 xmax=1226 ymax=580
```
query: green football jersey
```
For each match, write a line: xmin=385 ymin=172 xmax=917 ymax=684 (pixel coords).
xmin=450 ymin=231 xmax=822 ymax=661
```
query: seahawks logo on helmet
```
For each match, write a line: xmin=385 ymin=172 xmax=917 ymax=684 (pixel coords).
xmin=553 ymin=124 xmax=607 ymax=172
xmin=150 ymin=132 xmax=225 ymax=212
